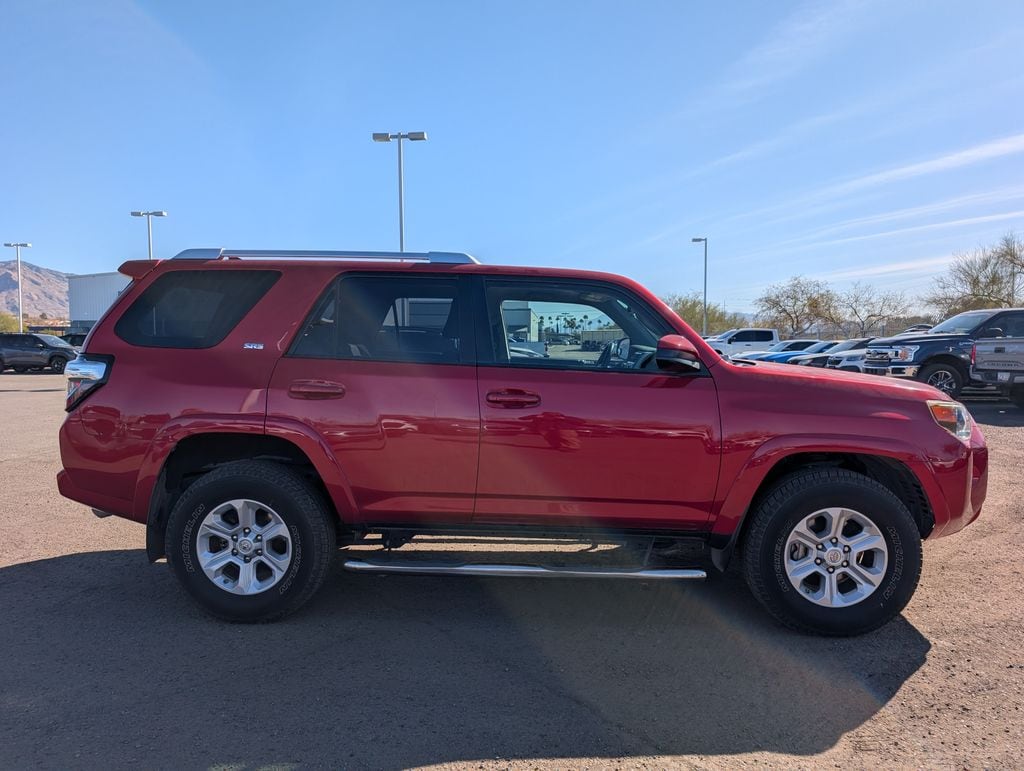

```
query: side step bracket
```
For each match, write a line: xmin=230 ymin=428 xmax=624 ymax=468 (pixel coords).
xmin=342 ymin=559 xmax=706 ymax=580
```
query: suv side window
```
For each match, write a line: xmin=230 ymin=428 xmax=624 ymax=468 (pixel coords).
xmin=291 ymin=275 xmax=465 ymax=364
xmin=115 ymin=270 xmax=280 ymax=349
xmin=752 ymin=330 xmax=775 ymax=342
xmin=482 ymin=278 xmax=669 ymax=371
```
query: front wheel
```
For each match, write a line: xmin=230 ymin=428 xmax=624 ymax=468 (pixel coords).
xmin=166 ymin=460 xmax=337 ymax=622
xmin=49 ymin=356 xmax=67 ymax=374
xmin=918 ymin=362 xmax=964 ymax=398
xmin=742 ymin=468 xmax=922 ymax=636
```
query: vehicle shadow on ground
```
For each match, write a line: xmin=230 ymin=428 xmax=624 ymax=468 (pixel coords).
xmin=966 ymin=401 xmax=1024 ymax=428
xmin=0 ymin=550 xmax=929 ymax=768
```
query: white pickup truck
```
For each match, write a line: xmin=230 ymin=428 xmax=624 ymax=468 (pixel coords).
xmin=704 ymin=328 xmax=780 ymax=357
xmin=973 ymin=337 xmax=1024 ymax=408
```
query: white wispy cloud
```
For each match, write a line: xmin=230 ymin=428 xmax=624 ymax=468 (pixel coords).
xmin=770 ymin=186 xmax=1024 ymax=246
xmin=807 ymin=209 xmax=1024 ymax=248
xmin=814 ymin=256 xmax=957 ymax=281
xmin=824 ymin=133 xmax=1024 ymax=197
xmin=720 ymin=0 xmax=875 ymax=96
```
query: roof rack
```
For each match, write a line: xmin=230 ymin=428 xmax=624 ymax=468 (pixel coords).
xmin=170 ymin=248 xmax=480 ymax=264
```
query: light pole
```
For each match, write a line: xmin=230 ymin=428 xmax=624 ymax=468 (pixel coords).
xmin=691 ymin=237 xmax=708 ymax=336
xmin=130 ymin=210 xmax=167 ymax=260
xmin=372 ymin=131 xmax=428 ymax=251
xmin=3 ymin=242 xmax=31 ymax=333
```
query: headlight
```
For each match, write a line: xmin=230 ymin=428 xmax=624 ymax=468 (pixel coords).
xmin=927 ymin=400 xmax=972 ymax=441
xmin=892 ymin=345 xmax=919 ymax=361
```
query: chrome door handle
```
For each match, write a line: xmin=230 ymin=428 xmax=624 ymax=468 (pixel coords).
xmin=486 ymin=389 xmax=541 ymax=408
xmin=288 ymin=380 xmax=347 ymax=399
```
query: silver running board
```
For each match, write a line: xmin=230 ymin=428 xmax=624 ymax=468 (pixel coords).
xmin=342 ymin=559 xmax=706 ymax=580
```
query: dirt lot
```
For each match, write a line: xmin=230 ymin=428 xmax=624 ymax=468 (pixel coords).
xmin=1 ymin=372 xmax=1022 ymax=769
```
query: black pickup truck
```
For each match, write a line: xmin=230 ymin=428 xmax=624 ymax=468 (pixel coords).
xmin=865 ymin=308 xmax=1024 ymax=398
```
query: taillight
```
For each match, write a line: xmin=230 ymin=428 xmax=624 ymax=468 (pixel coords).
xmin=65 ymin=355 xmax=112 ymax=411
xmin=970 ymin=344 xmax=976 ymax=366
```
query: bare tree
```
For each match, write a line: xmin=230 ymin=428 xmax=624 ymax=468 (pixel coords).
xmin=925 ymin=232 xmax=1023 ymax=317
xmin=754 ymin=277 xmax=838 ymax=337
xmin=663 ymin=292 xmax=748 ymax=335
xmin=837 ymin=282 xmax=910 ymax=335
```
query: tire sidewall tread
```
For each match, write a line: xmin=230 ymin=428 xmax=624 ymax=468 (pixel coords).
xmin=165 ymin=460 xmax=335 ymax=622
xmin=742 ymin=468 xmax=923 ymax=636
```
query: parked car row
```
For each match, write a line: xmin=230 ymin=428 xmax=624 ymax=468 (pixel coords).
xmin=726 ymin=308 xmax=1024 ymax=403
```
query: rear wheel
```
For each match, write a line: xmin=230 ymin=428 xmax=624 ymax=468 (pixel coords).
xmin=166 ymin=460 xmax=336 ymax=622
xmin=49 ymin=356 xmax=67 ymax=374
xmin=742 ymin=468 xmax=922 ymax=636
xmin=1010 ymin=386 xmax=1024 ymax=409
xmin=918 ymin=362 xmax=964 ymax=398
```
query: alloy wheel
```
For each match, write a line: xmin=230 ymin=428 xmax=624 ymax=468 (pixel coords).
xmin=195 ymin=499 xmax=293 ymax=595
xmin=783 ymin=507 xmax=889 ymax=608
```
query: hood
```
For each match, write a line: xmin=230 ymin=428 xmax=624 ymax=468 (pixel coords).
xmin=870 ymin=332 xmax=968 ymax=346
xmin=730 ymin=358 xmax=946 ymax=403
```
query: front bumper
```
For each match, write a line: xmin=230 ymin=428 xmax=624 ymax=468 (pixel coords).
xmin=864 ymin=364 xmax=920 ymax=378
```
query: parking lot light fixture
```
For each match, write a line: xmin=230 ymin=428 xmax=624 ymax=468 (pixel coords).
xmin=372 ymin=131 xmax=429 ymax=251
xmin=3 ymin=242 xmax=31 ymax=332
xmin=691 ymin=237 xmax=708 ymax=336
xmin=130 ymin=210 xmax=168 ymax=261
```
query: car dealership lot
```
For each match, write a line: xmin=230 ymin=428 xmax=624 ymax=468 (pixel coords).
xmin=1 ymin=372 xmax=1022 ymax=769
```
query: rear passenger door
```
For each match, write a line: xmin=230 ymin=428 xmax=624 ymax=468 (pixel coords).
xmin=267 ymin=273 xmax=480 ymax=526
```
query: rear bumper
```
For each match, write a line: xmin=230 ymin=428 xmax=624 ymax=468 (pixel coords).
xmin=56 ymin=469 xmax=135 ymax=522
xmin=974 ymin=370 xmax=1024 ymax=388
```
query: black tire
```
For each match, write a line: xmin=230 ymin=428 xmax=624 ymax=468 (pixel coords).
xmin=13 ymin=366 xmax=28 ymax=373
xmin=742 ymin=468 xmax=922 ymax=636
xmin=166 ymin=460 xmax=336 ymax=622
xmin=49 ymin=356 xmax=67 ymax=374
xmin=1010 ymin=386 xmax=1024 ymax=410
xmin=918 ymin=361 xmax=965 ymax=398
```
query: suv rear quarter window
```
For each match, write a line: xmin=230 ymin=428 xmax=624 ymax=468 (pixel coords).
xmin=114 ymin=270 xmax=279 ymax=349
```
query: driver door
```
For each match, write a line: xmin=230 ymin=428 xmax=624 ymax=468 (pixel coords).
xmin=473 ymin=276 xmax=721 ymax=531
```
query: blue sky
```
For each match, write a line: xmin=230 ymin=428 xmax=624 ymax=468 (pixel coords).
xmin=1 ymin=0 xmax=1022 ymax=311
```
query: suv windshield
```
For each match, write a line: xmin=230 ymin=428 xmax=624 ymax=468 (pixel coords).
xmin=928 ymin=310 xmax=996 ymax=335
xmin=36 ymin=334 xmax=72 ymax=348
xmin=829 ymin=338 xmax=872 ymax=353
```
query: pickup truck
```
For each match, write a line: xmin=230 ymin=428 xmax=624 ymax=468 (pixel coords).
xmin=705 ymin=327 xmax=780 ymax=357
xmin=973 ymin=337 xmax=1024 ymax=408
xmin=865 ymin=308 xmax=1024 ymax=398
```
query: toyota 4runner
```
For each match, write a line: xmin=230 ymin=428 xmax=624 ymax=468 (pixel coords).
xmin=57 ymin=248 xmax=989 ymax=635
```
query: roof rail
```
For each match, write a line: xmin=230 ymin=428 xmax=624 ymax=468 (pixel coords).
xmin=170 ymin=248 xmax=480 ymax=264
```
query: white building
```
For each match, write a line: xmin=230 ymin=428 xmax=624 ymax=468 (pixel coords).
xmin=68 ymin=272 xmax=131 ymax=332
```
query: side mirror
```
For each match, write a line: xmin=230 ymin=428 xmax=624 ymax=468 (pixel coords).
xmin=987 ymin=327 xmax=1005 ymax=338
xmin=656 ymin=335 xmax=701 ymax=372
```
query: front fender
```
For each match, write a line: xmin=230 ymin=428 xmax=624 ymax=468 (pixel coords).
xmin=708 ymin=433 xmax=935 ymax=569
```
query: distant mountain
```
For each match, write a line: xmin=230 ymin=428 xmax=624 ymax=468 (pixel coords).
xmin=0 ymin=260 xmax=69 ymax=319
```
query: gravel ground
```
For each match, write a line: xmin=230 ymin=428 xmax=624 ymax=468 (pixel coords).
xmin=0 ymin=372 xmax=1022 ymax=769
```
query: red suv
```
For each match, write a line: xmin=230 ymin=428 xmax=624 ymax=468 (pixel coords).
xmin=57 ymin=249 xmax=988 ymax=635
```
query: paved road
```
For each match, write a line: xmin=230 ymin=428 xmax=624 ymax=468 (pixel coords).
xmin=1 ymin=373 xmax=1022 ymax=769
